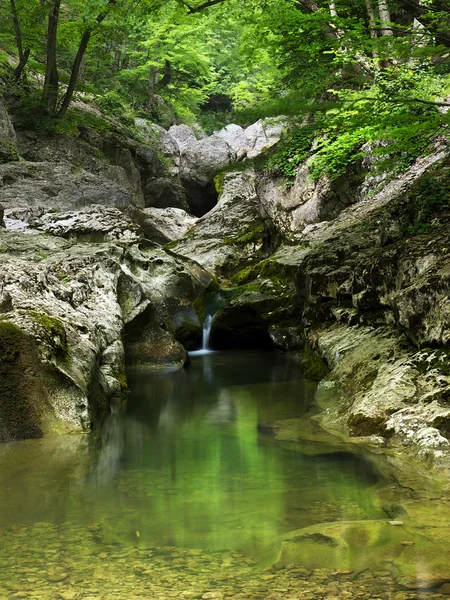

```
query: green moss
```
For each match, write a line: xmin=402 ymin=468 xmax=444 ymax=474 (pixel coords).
xmin=0 ymin=321 xmax=46 ymax=441
xmin=223 ymin=221 xmax=266 ymax=248
xmin=214 ymin=172 xmax=225 ymax=198
xmin=0 ymin=136 xmax=19 ymax=163
xmin=30 ymin=312 xmax=70 ymax=363
xmin=301 ymin=343 xmax=329 ymax=381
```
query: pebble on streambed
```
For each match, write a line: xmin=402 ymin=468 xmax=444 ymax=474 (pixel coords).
xmin=0 ymin=523 xmax=448 ymax=600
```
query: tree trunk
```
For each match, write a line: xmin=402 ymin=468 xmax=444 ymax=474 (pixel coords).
xmin=14 ymin=48 xmax=30 ymax=80
xmin=42 ymin=0 xmax=61 ymax=115
xmin=57 ymin=30 xmax=91 ymax=118
xmin=10 ymin=0 xmax=31 ymax=79
xmin=148 ymin=57 xmax=160 ymax=111
xmin=58 ymin=0 xmax=117 ymax=118
xmin=364 ymin=0 xmax=379 ymax=58
xmin=378 ymin=0 xmax=394 ymax=36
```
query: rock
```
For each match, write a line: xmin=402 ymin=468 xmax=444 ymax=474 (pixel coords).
xmin=0 ymin=99 xmax=18 ymax=163
xmin=140 ymin=207 xmax=198 ymax=243
xmin=0 ymin=162 xmax=134 ymax=227
xmin=439 ymin=583 xmax=450 ymax=595
xmin=269 ymin=324 xmax=303 ymax=352
xmin=179 ymin=135 xmax=236 ymax=187
xmin=245 ymin=117 xmax=285 ymax=159
xmin=136 ymin=145 xmax=166 ymax=178
xmin=215 ymin=124 xmax=249 ymax=160
xmin=0 ymin=228 xmax=213 ymax=440
xmin=0 ymin=203 xmax=4 ymax=228
xmin=134 ymin=118 xmax=180 ymax=174
xmin=30 ymin=205 xmax=141 ymax=242
xmin=143 ymin=177 xmax=190 ymax=212
xmin=168 ymin=124 xmax=198 ymax=151
xmin=169 ymin=170 xmax=268 ymax=277
xmin=124 ymin=305 xmax=188 ymax=368
xmin=258 ymin=162 xmax=363 ymax=238
xmin=16 ymin=130 xmax=144 ymax=205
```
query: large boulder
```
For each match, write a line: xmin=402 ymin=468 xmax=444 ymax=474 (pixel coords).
xmin=179 ymin=134 xmax=236 ymax=187
xmin=169 ymin=170 xmax=270 ymax=277
xmin=30 ymin=205 xmax=142 ymax=242
xmin=258 ymin=162 xmax=364 ymax=238
xmin=136 ymin=207 xmax=198 ymax=244
xmin=0 ymin=100 xmax=18 ymax=163
xmin=215 ymin=118 xmax=285 ymax=161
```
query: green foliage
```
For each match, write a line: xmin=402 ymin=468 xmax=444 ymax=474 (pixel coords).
xmin=401 ymin=166 xmax=450 ymax=235
xmin=265 ymin=123 xmax=317 ymax=184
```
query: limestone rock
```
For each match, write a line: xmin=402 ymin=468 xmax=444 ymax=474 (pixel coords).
xmin=0 ymin=228 xmax=213 ymax=441
xmin=0 ymin=161 xmax=134 ymax=227
xmin=16 ymin=131 xmax=144 ymax=205
xmin=244 ymin=117 xmax=285 ymax=159
xmin=30 ymin=205 xmax=141 ymax=242
xmin=135 ymin=118 xmax=180 ymax=167
xmin=140 ymin=207 xmax=198 ymax=243
xmin=179 ymin=135 xmax=236 ymax=187
xmin=215 ymin=124 xmax=249 ymax=160
xmin=168 ymin=124 xmax=198 ymax=152
xmin=143 ymin=177 xmax=190 ymax=212
xmin=0 ymin=100 xmax=18 ymax=163
xmin=169 ymin=170 xmax=268 ymax=277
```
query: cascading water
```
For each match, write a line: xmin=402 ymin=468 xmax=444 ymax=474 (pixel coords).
xmin=202 ymin=313 xmax=214 ymax=351
xmin=190 ymin=293 xmax=227 ymax=356
xmin=190 ymin=312 xmax=217 ymax=356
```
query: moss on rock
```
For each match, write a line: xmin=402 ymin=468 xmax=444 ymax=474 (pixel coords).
xmin=0 ymin=321 xmax=52 ymax=441
xmin=301 ymin=343 xmax=329 ymax=381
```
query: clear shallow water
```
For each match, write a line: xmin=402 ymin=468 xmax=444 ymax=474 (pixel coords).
xmin=0 ymin=351 xmax=449 ymax=598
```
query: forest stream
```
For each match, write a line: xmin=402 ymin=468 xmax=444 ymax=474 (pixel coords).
xmin=1 ymin=351 xmax=450 ymax=600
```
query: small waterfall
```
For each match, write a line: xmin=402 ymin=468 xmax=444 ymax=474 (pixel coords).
xmin=190 ymin=292 xmax=228 ymax=356
xmin=202 ymin=313 xmax=214 ymax=351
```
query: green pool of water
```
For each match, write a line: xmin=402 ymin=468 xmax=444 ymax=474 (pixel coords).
xmin=0 ymin=351 xmax=449 ymax=599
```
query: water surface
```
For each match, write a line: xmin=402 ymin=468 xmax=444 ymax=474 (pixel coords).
xmin=0 ymin=351 xmax=449 ymax=598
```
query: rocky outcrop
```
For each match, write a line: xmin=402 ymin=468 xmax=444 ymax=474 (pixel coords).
xmin=0 ymin=100 xmax=18 ymax=163
xmin=168 ymin=170 xmax=271 ymax=278
xmin=143 ymin=177 xmax=189 ymax=212
xmin=229 ymin=149 xmax=450 ymax=469
xmin=0 ymin=161 xmax=136 ymax=229
xmin=17 ymin=130 xmax=144 ymax=206
xmin=135 ymin=118 xmax=286 ymax=216
xmin=257 ymin=164 xmax=364 ymax=238
xmin=135 ymin=207 xmax=198 ymax=244
xmin=0 ymin=217 xmax=213 ymax=442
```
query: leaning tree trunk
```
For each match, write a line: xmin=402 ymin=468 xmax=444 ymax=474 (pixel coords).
xmin=42 ymin=0 xmax=61 ymax=115
xmin=10 ymin=0 xmax=30 ymax=79
xmin=57 ymin=0 xmax=117 ymax=118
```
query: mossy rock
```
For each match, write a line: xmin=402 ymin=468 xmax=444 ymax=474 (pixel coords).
xmin=0 ymin=321 xmax=52 ymax=441
xmin=301 ymin=343 xmax=329 ymax=381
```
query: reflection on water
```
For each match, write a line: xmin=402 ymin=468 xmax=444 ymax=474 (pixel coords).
xmin=0 ymin=351 xmax=449 ymax=597
xmin=0 ymin=352 xmax=380 ymax=550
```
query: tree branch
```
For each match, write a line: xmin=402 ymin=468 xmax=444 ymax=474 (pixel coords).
xmin=345 ymin=96 xmax=450 ymax=107
xmin=179 ymin=0 xmax=226 ymax=13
